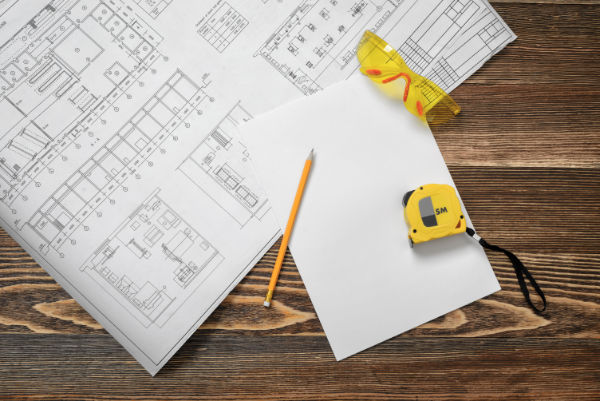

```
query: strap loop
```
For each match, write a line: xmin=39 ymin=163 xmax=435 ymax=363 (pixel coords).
xmin=466 ymin=227 xmax=547 ymax=314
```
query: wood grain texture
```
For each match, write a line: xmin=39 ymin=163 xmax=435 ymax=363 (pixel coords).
xmin=0 ymin=2 xmax=599 ymax=399
xmin=0 ymin=336 xmax=598 ymax=400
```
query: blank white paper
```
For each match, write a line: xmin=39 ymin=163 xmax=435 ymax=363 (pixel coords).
xmin=241 ymin=76 xmax=501 ymax=360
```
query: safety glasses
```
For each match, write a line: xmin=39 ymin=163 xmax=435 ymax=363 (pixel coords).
xmin=357 ymin=31 xmax=460 ymax=125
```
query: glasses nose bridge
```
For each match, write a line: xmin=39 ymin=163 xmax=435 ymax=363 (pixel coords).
xmin=382 ymin=72 xmax=412 ymax=102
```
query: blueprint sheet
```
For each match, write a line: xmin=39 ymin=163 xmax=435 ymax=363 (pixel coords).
xmin=0 ymin=0 xmax=515 ymax=374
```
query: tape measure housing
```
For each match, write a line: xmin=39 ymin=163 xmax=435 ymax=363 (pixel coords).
xmin=403 ymin=184 xmax=466 ymax=247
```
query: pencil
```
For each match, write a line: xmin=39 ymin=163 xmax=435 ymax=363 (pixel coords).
xmin=264 ymin=148 xmax=314 ymax=307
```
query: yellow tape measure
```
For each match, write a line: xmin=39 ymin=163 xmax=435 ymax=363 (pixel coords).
xmin=402 ymin=184 xmax=547 ymax=314
xmin=402 ymin=184 xmax=465 ymax=247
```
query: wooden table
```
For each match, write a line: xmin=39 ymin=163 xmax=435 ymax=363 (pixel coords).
xmin=1 ymin=2 xmax=598 ymax=399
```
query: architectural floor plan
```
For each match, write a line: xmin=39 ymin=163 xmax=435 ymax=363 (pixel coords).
xmin=25 ymin=70 xmax=211 ymax=256
xmin=178 ymin=102 xmax=270 ymax=228
xmin=0 ymin=0 xmax=514 ymax=375
xmin=255 ymin=0 xmax=513 ymax=96
xmin=0 ymin=0 xmax=162 ymax=207
xmin=255 ymin=0 xmax=404 ymax=95
xmin=134 ymin=0 xmax=173 ymax=19
xmin=80 ymin=188 xmax=224 ymax=328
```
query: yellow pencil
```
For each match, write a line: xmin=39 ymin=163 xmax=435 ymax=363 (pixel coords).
xmin=264 ymin=148 xmax=314 ymax=307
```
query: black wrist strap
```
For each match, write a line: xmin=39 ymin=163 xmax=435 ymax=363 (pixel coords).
xmin=466 ymin=227 xmax=547 ymax=314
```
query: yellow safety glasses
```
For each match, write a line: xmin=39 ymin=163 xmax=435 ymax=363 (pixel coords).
xmin=357 ymin=31 xmax=460 ymax=125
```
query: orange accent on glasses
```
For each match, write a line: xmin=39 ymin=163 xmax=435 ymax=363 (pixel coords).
xmin=365 ymin=69 xmax=382 ymax=76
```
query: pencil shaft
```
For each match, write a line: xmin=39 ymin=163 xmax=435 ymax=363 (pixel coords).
xmin=266 ymin=154 xmax=313 ymax=301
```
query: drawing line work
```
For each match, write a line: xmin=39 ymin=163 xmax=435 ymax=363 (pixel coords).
xmin=398 ymin=0 xmax=480 ymax=75
xmin=0 ymin=0 xmax=162 ymax=207
xmin=80 ymin=188 xmax=224 ymax=328
xmin=0 ymin=0 xmax=19 ymax=18
xmin=178 ymin=102 xmax=270 ymax=227
xmin=255 ymin=0 xmax=404 ymax=95
xmin=25 ymin=70 xmax=211 ymax=256
xmin=134 ymin=0 xmax=174 ymax=19
xmin=425 ymin=6 xmax=514 ymax=91
xmin=255 ymin=0 xmax=513 ymax=97
xmin=197 ymin=1 xmax=249 ymax=53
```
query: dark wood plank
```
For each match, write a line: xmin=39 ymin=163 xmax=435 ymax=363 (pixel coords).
xmin=1 ymin=247 xmax=598 ymax=337
xmin=438 ymin=84 xmax=600 ymax=168
xmin=450 ymin=167 xmax=600 ymax=253
xmin=0 ymin=335 xmax=598 ymax=400
xmin=435 ymin=3 xmax=600 ymax=168
xmin=463 ymin=3 xmax=600 ymax=87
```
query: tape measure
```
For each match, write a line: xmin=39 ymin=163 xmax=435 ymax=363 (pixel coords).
xmin=402 ymin=184 xmax=547 ymax=314
xmin=402 ymin=184 xmax=466 ymax=247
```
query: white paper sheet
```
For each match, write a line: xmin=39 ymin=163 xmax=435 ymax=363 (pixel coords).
xmin=0 ymin=0 xmax=512 ymax=374
xmin=241 ymin=76 xmax=501 ymax=360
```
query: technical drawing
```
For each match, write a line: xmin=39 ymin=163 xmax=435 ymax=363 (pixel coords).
xmin=135 ymin=0 xmax=174 ymax=19
xmin=255 ymin=0 xmax=404 ymax=95
xmin=178 ymin=102 xmax=270 ymax=227
xmin=80 ymin=189 xmax=224 ymax=328
xmin=255 ymin=0 xmax=511 ymax=98
xmin=426 ymin=8 xmax=513 ymax=91
xmin=197 ymin=1 xmax=249 ymax=53
xmin=26 ymin=70 xmax=212 ymax=255
xmin=398 ymin=0 xmax=480 ymax=75
xmin=0 ymin=0 xmax=163 ymax=207
xmin=0 ymin=0 xmax=18 ymax=18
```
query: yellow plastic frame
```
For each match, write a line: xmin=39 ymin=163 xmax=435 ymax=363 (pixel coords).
xmin=357 ymin=31 xmax=460 ymax=125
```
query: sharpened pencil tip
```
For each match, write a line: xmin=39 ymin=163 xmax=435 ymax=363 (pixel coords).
xmin=308 ymin=148 xmax=314 ymax=161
